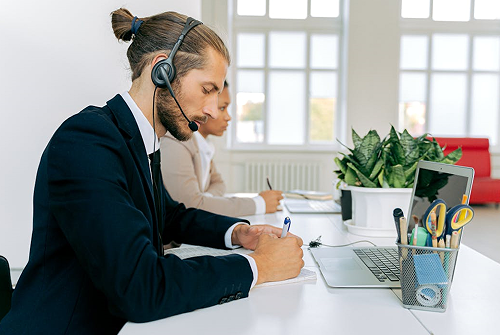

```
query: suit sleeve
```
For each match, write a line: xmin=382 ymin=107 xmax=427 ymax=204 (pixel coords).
xmin=205 ymin=160 xmax=226 ymax=196
xmin=160 ymin=136 xmax=257 ymax=217
xmin=47 ymin=112 xmax=253 ymax=323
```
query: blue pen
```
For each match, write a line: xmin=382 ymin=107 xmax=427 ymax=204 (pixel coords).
xmin=281 ymin=217 xmax=291 ymax=238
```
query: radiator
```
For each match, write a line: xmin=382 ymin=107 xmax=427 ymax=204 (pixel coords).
xmin=244 ymin=161 xmax=321 ymax=192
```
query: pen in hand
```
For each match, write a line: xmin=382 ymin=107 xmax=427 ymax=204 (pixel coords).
xmin=266 ymin=177 xmax=273 ymax=190
xmin=281 ymin=217 xmax=291 ymax=238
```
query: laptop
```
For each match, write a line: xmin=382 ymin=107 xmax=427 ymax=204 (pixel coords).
xmin=310 ymin=160 xmax=474 ymax=288
xmin=284 ymin=198 xmax=341 ymax=214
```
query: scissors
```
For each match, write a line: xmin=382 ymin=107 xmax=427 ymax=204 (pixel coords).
xmin=423 ymin=198 xmax=474 ymax=247
xmin=423 ymin=199 xmax=447 ymax=242
xmin=445 ymin=204 xmax=474 ymax=235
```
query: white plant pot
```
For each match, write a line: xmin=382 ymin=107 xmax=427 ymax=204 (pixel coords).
xmin=345 ymin=186 xmax=412 ymax=237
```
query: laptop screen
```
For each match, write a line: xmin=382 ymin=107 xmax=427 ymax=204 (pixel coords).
xmin=407 ymin=161 xmax=474 ymax=232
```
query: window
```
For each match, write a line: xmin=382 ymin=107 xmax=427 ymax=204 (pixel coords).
xmin=399 ymin=0 xmax=500 ymax=145
xmin=230 ymin=0 xmax=342 ymax=149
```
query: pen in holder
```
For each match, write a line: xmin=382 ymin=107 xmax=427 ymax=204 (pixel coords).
xmin=396 ymin=243 xmax=459 ymax=312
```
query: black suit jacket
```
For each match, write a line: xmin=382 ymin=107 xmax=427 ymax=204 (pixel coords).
xmin=0 ymin=95 xmax=252 ymax=334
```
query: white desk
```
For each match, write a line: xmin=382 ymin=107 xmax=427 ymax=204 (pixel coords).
xmin=120 ymin=208 xmax=499 ymax=335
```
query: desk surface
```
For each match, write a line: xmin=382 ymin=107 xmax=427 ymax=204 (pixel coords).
xmin=120 ymin=207 xmax=500 ymax=335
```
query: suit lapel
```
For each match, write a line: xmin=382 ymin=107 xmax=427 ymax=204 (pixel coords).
xmin=105 ymin=94 xmax=155 ymax=212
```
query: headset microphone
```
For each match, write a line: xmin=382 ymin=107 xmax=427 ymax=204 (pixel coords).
xmin=163 ymin=78 xmax=199 ymax=132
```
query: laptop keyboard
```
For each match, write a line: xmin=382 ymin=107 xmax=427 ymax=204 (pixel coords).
xmin=353 ymin=248 xmax=400 ymax=282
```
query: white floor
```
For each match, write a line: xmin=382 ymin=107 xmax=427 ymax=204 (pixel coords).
xmin=460 ymin=204 xmax=500 ymax=264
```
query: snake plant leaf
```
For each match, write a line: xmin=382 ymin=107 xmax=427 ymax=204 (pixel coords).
xmin=347 ymin=162 xmax=378 ymax=188
xmin=387 ymin=164 xmax=406 ymax=188
xmin=387 ymin=125 xmax=399 ymax=143
xmin=416 ymin=136 xmax=433 ymax=156
xmin=334 ymin=157 xmax=347 ymax=175
xmin=431 ymin=140 xmax=445 ymax=161
xmin=441 ymin=147 xmax=462 ymax=165
xmin=369 ymin=158 xmax=384 ymax=180
xmin=385 ymin=126 xmax=406 ymax=165
xmin=378 ymin=167 xmax=384 ymax=186
xmin=344 ymin=166 xmax=359 ymax=186
xmin=404 ymin=161 xmax=419 ymax=184
xmin=352 ymin=128 xmax=362 ymax=148
xmin=340 ymin=152 xmax=369 ymax=176
xmin=379 ymin=171 xmax=391 ymax=188
xmin=352 ymin=130 xmax=381 ymax=168
xmin=392 ymin=141 xmax=406 ymax=166
xmin=400 ymin=129 xmax=420 ymax=165
xmin=365 ymin=142 xmax=383 ymax=173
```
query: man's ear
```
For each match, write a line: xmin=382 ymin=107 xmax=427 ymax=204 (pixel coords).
xmin=151 ymin=53 xmax=168 ymax=67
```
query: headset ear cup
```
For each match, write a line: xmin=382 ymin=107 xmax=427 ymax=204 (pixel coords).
xmin=151 ymin=60 xmax=175 ymax=88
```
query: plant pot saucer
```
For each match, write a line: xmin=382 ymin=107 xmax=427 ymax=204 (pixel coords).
xmin=343 ymin=219 xmax=397 ymax=238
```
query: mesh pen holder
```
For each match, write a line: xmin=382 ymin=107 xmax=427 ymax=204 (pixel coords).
xmin=396 ymin=243 xmax=459 ymax=312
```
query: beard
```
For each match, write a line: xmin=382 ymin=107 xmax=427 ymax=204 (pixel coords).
xmin=155 ymin=87 xmax=193 ymax=141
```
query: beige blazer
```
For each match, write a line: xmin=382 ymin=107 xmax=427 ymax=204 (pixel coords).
xmin=160 ymin=133 xmax=257 ymax=216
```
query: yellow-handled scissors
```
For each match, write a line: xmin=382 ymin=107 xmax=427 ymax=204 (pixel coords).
xmin=423 ymin=199 xmax=447 ymax=240
xmin=445 ymin=204 xmax=474 ymax=235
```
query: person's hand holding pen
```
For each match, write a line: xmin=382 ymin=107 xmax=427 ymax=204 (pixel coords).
xmin=231 ymin=223 xmax=302 ymax=250
xmin=247 ymin=225 xmax=304 ymax=285
xmin=260 ymin=177 xmax=283 ymax=213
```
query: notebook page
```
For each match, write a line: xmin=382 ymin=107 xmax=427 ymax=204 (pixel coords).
xmin=164 ymin=245 xmax=316 ymax=287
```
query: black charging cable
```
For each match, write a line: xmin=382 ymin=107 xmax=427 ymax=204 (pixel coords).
xmin=306 ymin=235 xmax=377 ymax=248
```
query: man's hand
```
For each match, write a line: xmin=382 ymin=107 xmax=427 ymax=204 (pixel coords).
xmin=231 ymin=224 xmax=302 ymax=250
xmin=259 ymin=190 xmax=284 ymax=213
xmin=249 ymin=234 xmax=304 ymax=285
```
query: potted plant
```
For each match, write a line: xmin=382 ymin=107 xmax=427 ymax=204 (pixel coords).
xmin=334 ymin=126 xmax=462 ymax=236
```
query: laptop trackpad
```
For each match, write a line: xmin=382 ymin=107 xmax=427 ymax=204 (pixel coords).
xmin=320 ymin=257 xmax=361 ymax=271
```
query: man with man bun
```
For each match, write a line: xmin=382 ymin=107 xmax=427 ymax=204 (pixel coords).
xmin=0 ymin=8 xmax=304 ymax=334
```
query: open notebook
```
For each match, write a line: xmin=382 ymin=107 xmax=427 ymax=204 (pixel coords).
xmin=164 ymin=245 xmax=316 ymax=287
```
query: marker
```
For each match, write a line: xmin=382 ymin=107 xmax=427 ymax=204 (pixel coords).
xmin=393 ymin=208 xmax=404 ymax=243
xmin=281 ymin=216 xmax=291 ymax=238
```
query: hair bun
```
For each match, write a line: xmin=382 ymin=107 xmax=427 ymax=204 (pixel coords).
xmin=111 ymin=8 xmax=135 ymax=42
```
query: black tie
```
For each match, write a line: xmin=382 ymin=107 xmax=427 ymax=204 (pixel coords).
xmin=149 ymin=150 xmax=163 ymax=254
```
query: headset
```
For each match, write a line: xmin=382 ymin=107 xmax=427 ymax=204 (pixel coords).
xmin=151 ymin=17 xmax=203 ymax=132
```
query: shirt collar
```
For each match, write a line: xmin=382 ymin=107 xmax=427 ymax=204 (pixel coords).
xmin=120 ymin=91 xmax=160 ymax=155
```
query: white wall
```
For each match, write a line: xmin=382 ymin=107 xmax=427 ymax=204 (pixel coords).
xmin=0 ymin=0 xmax=201 ymax=268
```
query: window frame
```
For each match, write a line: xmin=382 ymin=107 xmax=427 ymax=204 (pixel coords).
xmin=399 ymin=0 xmax=500 ymax=146
xmin=228 ymin=0 xmax=345 ymax=152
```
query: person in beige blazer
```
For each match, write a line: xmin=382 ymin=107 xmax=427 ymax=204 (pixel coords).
xmin=160 ymin=82 xmax=283 ymax=216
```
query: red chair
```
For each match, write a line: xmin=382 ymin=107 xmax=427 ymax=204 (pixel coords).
xmin=433 ymin=137 xmax=500 ymax=206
